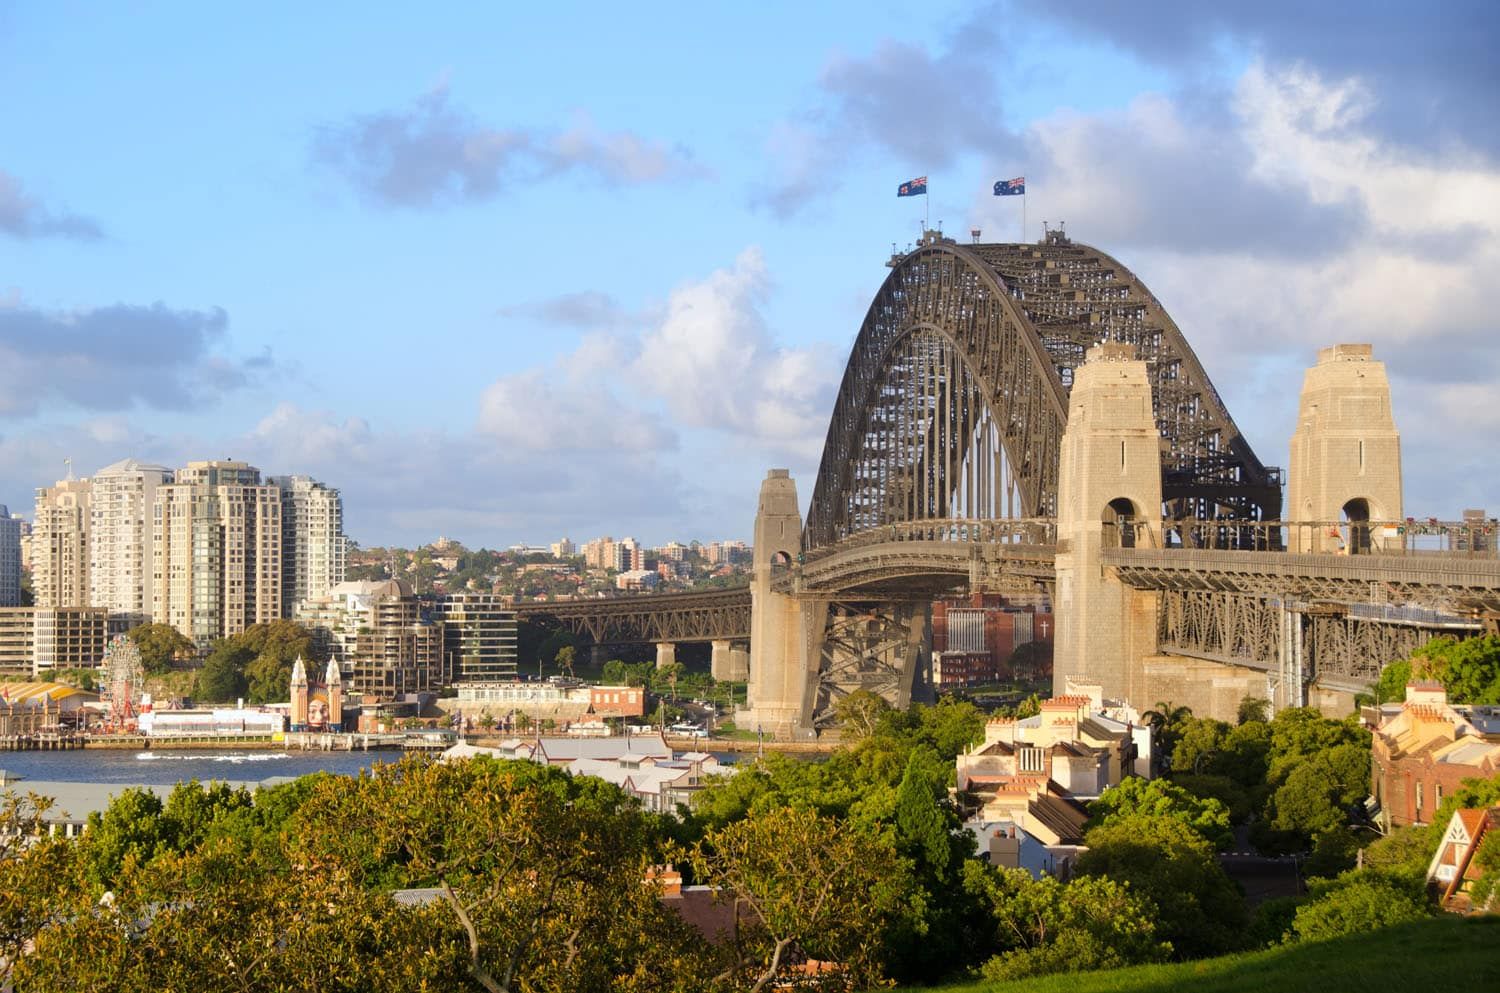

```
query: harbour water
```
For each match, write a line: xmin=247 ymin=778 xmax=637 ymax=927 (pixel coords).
xmin=0 ymin=748 xmax=388 ymax=786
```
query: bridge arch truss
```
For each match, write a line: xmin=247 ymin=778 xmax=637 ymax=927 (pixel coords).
xmin=804 ymin=232 xmax=1281 ymax=550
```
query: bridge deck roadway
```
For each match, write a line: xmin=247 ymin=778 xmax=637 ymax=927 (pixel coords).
xmin=782 ymin=540 xmax=1056 ymax=596
xmin=513 ymin=587 xmax=751 ymax=644
xmin=1104 ymin=547 xmax=1500 ymax=614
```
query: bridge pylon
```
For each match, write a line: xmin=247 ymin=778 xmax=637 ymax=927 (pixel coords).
xmin=740 ymin=470 xmax=819 ymax=739
xmin=1288 ymin=344 xmax=1403 ymax=553
xmin=1053 ymin=343 xmax=1163 ymax=706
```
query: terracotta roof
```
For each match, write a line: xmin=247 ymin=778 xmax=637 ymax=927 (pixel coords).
xmin=1042 ymin=695 xmax=1091 ymax=708
xmin=1405 ymin=704 xmax=1448 ymax=723
xmin=662 ymin=887 xmax=740 ymax=945
xmin=1457 ymin=808 xmax=1489 ymax=838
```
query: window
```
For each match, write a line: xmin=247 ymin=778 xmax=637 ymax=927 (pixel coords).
xmin=1416 ymin=781 xmax=1424 ymax=813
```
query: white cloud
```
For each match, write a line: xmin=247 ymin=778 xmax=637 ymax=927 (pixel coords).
xmin=476 ymin=366 xmax=675 ymax=454
xmin=0 ymin=169 xmax=102 ymax=240
xmin=314 ymin=85 xmax=704 ymax=207
xmin=479 ymin=248 xmax=838 ymax=466
xmin=631 ymin=247 xmax=837 ymax=456
xmin=996 ymin=59 xmax=1500 ymax=516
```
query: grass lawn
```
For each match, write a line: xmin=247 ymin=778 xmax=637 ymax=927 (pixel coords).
xmin=902 ymin=915 xmax=1500 ymax=993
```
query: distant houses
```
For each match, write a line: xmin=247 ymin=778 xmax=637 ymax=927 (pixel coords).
xmin=1369 ymin=681 xmax=1500 ymax=829
xmin=440 ymin=733 xmax=734 ymax=812
xmin=954 ymin=682 xmax=1150 ymax=878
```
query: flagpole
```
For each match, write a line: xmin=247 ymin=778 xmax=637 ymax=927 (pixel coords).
xmin=1022 ymin=193 xmax=1026 ymax=243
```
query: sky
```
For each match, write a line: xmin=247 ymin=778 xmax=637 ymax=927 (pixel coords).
xmin=2 ymin=2 xmax=1497 ymax=548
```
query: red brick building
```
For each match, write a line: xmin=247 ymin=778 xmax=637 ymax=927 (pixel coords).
xmin=931 ymin=594 xmax=1053 ymax=687
xmin=589 ymin=684 xmax=646 ymax=718
xmin=1370 ymin=682 xmax=1500 ymax=829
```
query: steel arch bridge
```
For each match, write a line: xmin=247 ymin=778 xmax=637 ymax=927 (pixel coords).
xmin=803 ymin=229 xmax=1281 ymax=550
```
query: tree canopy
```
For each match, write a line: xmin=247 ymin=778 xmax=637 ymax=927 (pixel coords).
xmin=1076 ymin=813 xmax=1248 ymax=959
xmin=195 ymin=620 xmax=319 ymax=704
xmin=127 ymin=623 xmax=196 ymax=673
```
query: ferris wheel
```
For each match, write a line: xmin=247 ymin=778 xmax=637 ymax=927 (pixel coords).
xmin=103 ymin=635 xmax=145 ymax=731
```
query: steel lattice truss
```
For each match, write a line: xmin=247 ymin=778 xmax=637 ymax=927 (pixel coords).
xmin=1104 ymin=545 xmax=1500 ymax=614
xmin=1158 ymin=590 xmax=1284 ymax=671
xmin=514 ymin=589 xmax=750 ymax=645
xmin=1156 ymin=589 xmax=1476 ymax=690
xmin=805 ymin=602 xmax=926 ymax=729
xmin=805 ymin=231 xmax=1279 ymax=549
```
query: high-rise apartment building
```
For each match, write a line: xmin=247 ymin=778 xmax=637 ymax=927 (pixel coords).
xmin=295 ymin=579 xmax=448 ymax=700
xmin=269 ymin=475 xmax=347 ymax=614
xmin=437 ymin=593 xmax=517 ymax=683
xmin=0 ymin=507 xmax=21 ymax=607
xmin=550 ymin=538 xmax=576 ymax=558
xmin=31 ymin=477 xmax=92 ymax=609
xmin=89 ymin=459 xmax=172 ymax=628
xmin=153 ymin=460 xmax=282 ymax=645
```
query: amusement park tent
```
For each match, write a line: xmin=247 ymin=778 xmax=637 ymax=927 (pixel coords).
xmin=0 ymin=681 xmax=98 ymax=713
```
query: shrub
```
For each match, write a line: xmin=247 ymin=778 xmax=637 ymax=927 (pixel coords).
xmin=1291 ymin=870 xmax=1431 ymax=941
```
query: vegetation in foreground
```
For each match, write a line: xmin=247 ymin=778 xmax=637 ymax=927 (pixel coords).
xmin=4 ymin=634 xmax=1500 ymax=990
xmin=906 ymin=914 xmax=1499 ymax=993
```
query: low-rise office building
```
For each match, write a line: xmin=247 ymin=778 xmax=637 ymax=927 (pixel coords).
xmin=0 ymin=607 xmax=109 ymax=677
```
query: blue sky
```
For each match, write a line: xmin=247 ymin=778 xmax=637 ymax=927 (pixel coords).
xmin=2 ymin=2 xmax=1497 ymax=547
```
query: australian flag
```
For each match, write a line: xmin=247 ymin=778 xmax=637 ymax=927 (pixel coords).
xmin=897 ymin=176 xmax=928 ymax=197
xmin=994 ymin=176 xmax=1025 ymax=196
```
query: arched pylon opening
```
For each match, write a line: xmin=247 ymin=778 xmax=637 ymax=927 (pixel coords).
xmin=1104 ymin=497 xmax=1141 ymax=548
xmin=1342 ymin=497 xmax=1372 ymax=555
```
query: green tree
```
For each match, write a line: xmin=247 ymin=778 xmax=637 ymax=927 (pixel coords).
xmin=1265 ymin=708 xmax=1369 ymax=786
xmin=1170 ymin=716 xmax=1232 ymax=776
xmin=1088 ymin=776 xmax=1234 ymax=851
xmin=964 ymin=863 xmax=1170 ymax=979
xmin=287 ymin=756 xmax=715 ymax=992
xmin=1436 ymin=771 xmax=1500 ymax=822
xmin=1376 ymin=658 xmax=1413 ymax=703
xmin=1466 ymin=831 xmax=1500 ymax=910
xmin=1076 ymin=813 xmax=1247 ymax=958
xmin=1290 ymin=869 xmax=1431 ymax=941
xmin=78 ymin=787 xmax=168 ymax=890
xmin=554 ymin=644 xmax=576 ymax=679
xmin=19 ymin=842 xmax=470 ymax=992
xmin=1411 ymin=635 xmax=1500 ymax=703
xmin=602 ymin=659 xmax=650 ymax=687
xmin=911 ymin=697 xmax=986 ymax=761
xmin=127 ymin=622 xmax=195 ymax=673
xmin=196 ymin=640 xmax=252 ymax=702
xmin=893 ymin=746 xmax=953 ymax=874
xmin=0 ymin=792 xmax=92 ymax=990
xmin=1268 ymin=743 xmax=1369 ymax=836
xmin=535 ymin=629 xmax=576 ymax=674
xmin=834 ymin=689 xmax=892 ymax=742
xmin=1236 ymin=696 xmax=1271 ymax=725
xmin=237 ymin=620 xmax=317 ymax=704
xmin=690 ymin=805 xmax=916 ymax=991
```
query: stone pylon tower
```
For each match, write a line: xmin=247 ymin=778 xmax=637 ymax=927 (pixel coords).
xmin=1052 ymin=343 xmax=1163 ymax=705
xmin=290 ymin=655 xmax=308 ymax=730
xmin=1288 ymin=344 xmax=1403 ymax=553
xmin=741 ymin=469 xmax=814 ymax=738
